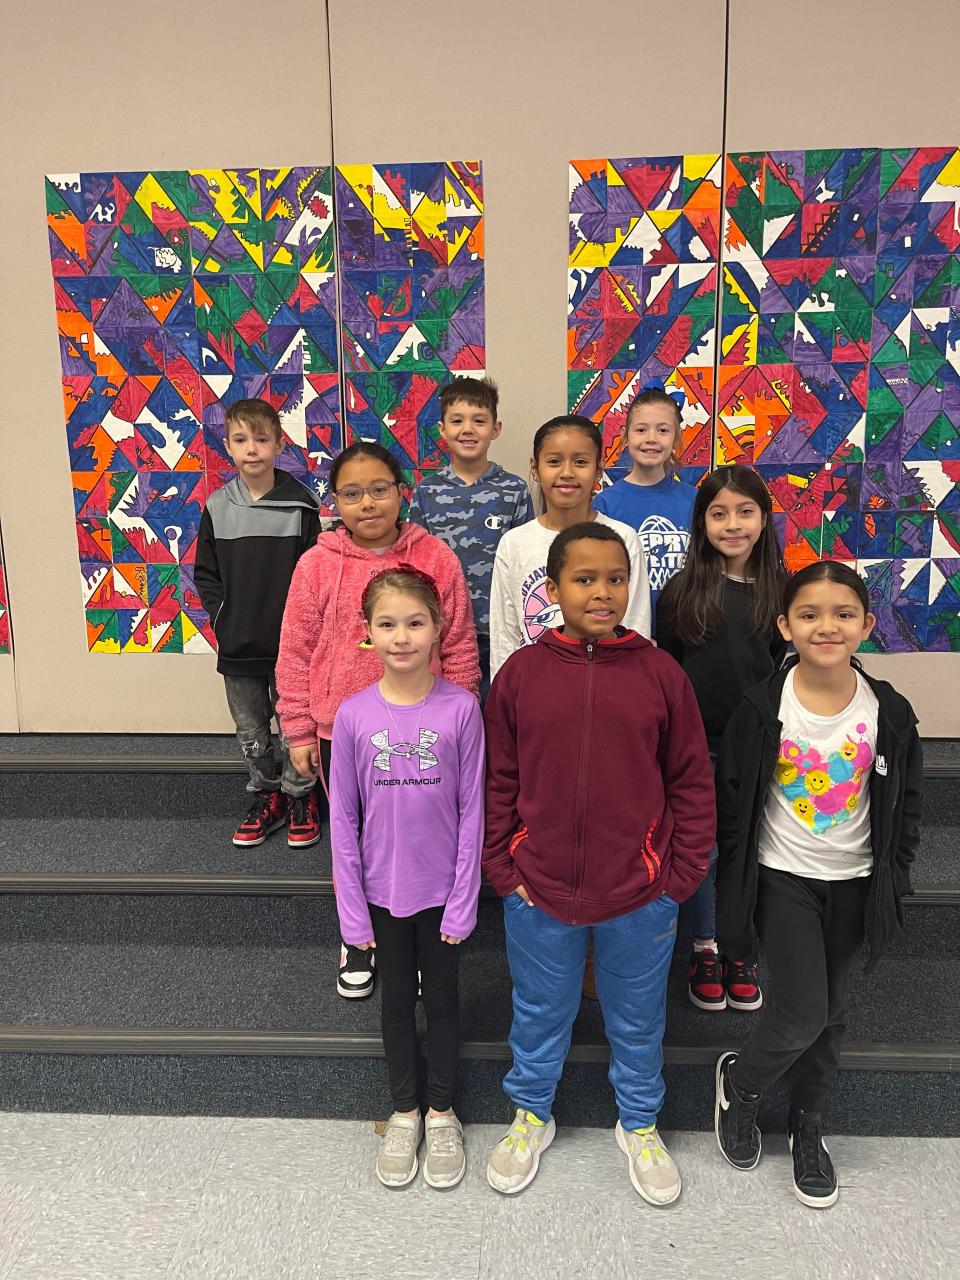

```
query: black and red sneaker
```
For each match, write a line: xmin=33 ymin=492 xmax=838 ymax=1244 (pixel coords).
xmin=287 ymin=791 xmax=321 ymax=848
xmin=688 ymin=948 xmax=726 ymax=1011
xmin=232 ymin=791 xmax=287 ymax=847
xmin=724 ymin=958 xmax=763 ymax=1011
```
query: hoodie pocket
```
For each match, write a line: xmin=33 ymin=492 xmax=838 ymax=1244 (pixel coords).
xmin=640 ymin=819 xmax=662 ymax=885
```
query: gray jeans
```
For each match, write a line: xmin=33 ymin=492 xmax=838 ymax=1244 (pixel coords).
xmin=223 ymin=674 xmax=316 ymax=798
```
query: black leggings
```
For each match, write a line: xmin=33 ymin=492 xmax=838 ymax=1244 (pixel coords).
xmin=369 ymin=904 xmax=461 ymax=1113
xmin=732 ymin=866 xmax=870 ymax=1113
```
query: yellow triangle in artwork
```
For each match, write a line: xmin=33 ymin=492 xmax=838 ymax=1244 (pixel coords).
xmin=684 ymin=153 xmax=721 ymax=182
xmin=649 ymin=209 xmax=681 ymax=233
xmin=338 ymin=166 xmax=375 ymax=216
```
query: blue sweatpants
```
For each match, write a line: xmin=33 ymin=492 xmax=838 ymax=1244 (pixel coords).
xmin=502 ymin=891 xmax=679 ymax=1131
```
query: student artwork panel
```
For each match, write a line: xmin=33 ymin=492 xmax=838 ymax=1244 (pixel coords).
xmin=336 ymin=162 xmax=485 ymax=485
xmin=0 ymin=538 xmax=9 ymax=654
xmin=46 ymin=167 xmax=341 ymax=653
xmin=568 ymin=154 xmax=723 ymax=484
xmin=717 ymin=146 xmax=960 ymax=652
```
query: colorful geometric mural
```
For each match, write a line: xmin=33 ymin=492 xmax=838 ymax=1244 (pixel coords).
xmin=46 ymin=167 xmax=340 ymax=654
xmin=568 ymin=155 xmax=723 ymax=482
xmin=718 ymin=147 xmax=960 ymax=652
xmin=336 ymin=161 xmax=485 ymax=484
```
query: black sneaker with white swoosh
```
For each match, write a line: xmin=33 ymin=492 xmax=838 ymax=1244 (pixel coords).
xmin=715 ymin=1051 xmax=762 ymax=1170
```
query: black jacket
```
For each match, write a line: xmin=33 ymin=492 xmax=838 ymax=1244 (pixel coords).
xmin=715 ymin=656 xmax=922 ymax=972
xmin=194 ymin=470 xmax=320 ymax=677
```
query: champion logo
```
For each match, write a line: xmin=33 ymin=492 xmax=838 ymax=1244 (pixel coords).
xmin=370 ymin=728 xmax=440 ymax=772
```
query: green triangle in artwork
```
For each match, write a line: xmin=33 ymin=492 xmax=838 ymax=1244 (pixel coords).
xmin=568 ymin=370 xmax=596 ymax=410
xmin=873 ymin=330 xmax=909 ymax=366
xmin=920 ymin=412 xmax=959 ymax=452
xmin=45 ymin=179 xmax=73 ymax=218
xmin=728 ymin=187 xmax=766 ymax=257
xmin=157 ymin=613 xmax=184 ymax=654
xmin=879 ymin=148 xmax=914 ymax=199
xmin=865 ymin=409 xmax=902 ymax=452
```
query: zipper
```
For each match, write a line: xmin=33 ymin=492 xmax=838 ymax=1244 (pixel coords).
xmin=570 ymin=643 xmax=596 ymax=924
xmin=213 ymin=601 xmax=224 ymax=634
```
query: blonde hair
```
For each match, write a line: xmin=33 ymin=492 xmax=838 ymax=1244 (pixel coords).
xmin=361 ymin=570 xmax=443 ymax=629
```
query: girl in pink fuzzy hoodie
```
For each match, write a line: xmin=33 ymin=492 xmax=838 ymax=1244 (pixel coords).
xmin=276 ymin=441 xmax=480 ymax=998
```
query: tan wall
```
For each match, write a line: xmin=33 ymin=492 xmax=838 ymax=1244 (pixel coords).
xmin=726 ymin=0 xmax=960 ymax=733
xmin=0 ymin=659 xmax=16 ymax=732
xmin=0 ymin=2 xmax=333 ymax=731
xmin=0 ymin=0 xmax=955 ymax=733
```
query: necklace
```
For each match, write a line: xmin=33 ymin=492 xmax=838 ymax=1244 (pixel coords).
xmin=379 ymin=677 xmax=435 ymax=759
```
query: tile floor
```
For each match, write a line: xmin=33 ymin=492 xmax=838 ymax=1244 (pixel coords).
xmin=0 ymin=1111 xmax=955 ymax=1278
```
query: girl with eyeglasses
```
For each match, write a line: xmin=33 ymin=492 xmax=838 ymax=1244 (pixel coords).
xmin=276 ymin=442 xmax=480 ymax=1001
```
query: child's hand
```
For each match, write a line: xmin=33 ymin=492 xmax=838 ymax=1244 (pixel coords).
xmin=513 ymin=884 xmax=533 ymax=906
xmin=354 ymin=940 xmax=376 ymax=951
xmin=441 ymin=934 xmax=463 ymax=945
xmin=289 ymin=743 xmax=319 ymax=777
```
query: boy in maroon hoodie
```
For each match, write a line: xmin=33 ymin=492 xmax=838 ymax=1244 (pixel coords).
xmin=483 ymin=522 xmax=715 ymax=1205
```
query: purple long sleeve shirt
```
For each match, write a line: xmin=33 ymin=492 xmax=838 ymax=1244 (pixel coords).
xmin=330 ymin=678 xmax=485 ymax=946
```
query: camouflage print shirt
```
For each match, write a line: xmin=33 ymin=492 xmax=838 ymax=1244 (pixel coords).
xmin=408 ymin=463 xmax=533 ymax=636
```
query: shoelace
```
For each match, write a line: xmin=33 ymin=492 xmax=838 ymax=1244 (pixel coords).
xmin=628 ymin=1126 xmax=667 ymax=1163
xmin=428 ymin=1122 xmax=461 ymax=1155
xmin=344 ymin=945 xmax=370 ymax=968
xmin=243 ymin=796 xmax=272 ymax=825
xmin=383 ymin=1124 xmax=417 ymax=1155
xmin=697 ymin=953 xmax=721 ymax=981
xmin=502 ymin=1111 xmax=542 ymax=1156
xmin=730 ymin=960 xmax=757 ymax=985
xmin=290 ymin=796 xmax=309 ymax=825
xmin=797 ymin=1122 xmax=825 ymax=1175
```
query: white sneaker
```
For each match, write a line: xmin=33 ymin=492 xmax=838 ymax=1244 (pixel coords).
xmin=486 ymin=1109 xmax=556 ymax=1194
xmin=423 ymin=1112 xmax=466 ymax=1188
xmin=615 ymin=1121 xmax=681 ymax=1205
xmin=376 ymin=1113 xmax=422 ymax=1187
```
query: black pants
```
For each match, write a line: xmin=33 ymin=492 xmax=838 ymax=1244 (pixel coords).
xmin=369 ymin=904 xmax=461 ymax=1113
xmin=316 ymin=736 xmax=332 ymax=820
xmin=732 ymin=866 xmax=870 ymax=1113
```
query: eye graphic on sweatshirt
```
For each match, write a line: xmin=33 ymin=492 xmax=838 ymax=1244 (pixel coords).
xmin=523 ymin=580 xmax=561 ymax=642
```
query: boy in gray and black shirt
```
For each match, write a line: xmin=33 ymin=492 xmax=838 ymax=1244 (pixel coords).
xmin=409 ymin=378 xmax=531 ymax=698
xmin=195 ymin=398 xmax=321 ymax=848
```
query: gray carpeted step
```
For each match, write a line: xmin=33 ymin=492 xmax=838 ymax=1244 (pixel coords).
xmin=0 ymin=894 xmax=955 ymax=1047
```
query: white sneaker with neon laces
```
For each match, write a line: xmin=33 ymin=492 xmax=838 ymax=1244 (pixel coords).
xmin=486 ymin=1108 xmax=556 ymax=1194
xmin=615 ymin=1121 xmax=682 ymax=1205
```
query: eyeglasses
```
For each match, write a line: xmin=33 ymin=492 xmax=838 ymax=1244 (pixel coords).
xmin=334 ymin=481 xmax=399 ymax=505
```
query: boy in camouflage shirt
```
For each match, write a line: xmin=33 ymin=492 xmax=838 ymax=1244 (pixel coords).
xmin=409 ymin=378 xmax=532 ymax=697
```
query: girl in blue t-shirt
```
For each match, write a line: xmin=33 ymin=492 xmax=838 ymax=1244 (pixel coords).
xmin=594 ymin=384 xmax=697 ymax=625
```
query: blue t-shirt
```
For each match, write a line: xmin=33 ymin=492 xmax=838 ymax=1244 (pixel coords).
xmin=409 ymin=463 xmax=532 ymax=636
xmin=594 ymin=474 xmax=696 ymax=618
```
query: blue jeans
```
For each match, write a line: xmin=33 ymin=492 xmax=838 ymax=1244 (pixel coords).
xmin=683 ymin=849 xmax=717 ymax=941
xmin=502 ymin=892 xmax=679 ymax=1130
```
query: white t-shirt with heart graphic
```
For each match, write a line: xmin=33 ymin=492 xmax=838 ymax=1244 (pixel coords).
xmin=758 ymin=668 xmax=879 ymax=880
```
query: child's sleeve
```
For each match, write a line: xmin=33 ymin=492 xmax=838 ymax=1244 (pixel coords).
xmin=894 ymin=720 xmax=923 ymax=894
xmin=440 ymin=698 xmax=486 ymax=939
xmin=407 ymin=483 xmax=428 ymax=530
xmin=621 ymin=529 xmax=652 ymax=638
xmin=481 ymin=665 xmax=524 ymax=896
xmin=437 ymin=548 xmax=480 ymax=695
xmin=299 ymin=506 xmax=320 ymax=556
xmin=489 ymin=539 xmax=521 ymax=678
xmin=511 ymin=483 xmax=533 ymax=528
xmin=275 ymin=555 xmax=324 ymax=745
xmin=193 ymin=508 xmax=223 ymax=625
xmin=660 ymin=670 xmax=716 ymax=902
xmin=329 ymin=707 xmax=374 ymax=946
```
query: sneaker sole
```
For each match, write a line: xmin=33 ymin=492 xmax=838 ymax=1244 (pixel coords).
xmin=486 ymin=1116 xmax=556 ymax=1195
xmin=287 ymin=832 xmax=322 ymax=847
xmin=232 ymin=818 xmax=287 ymax=847
xmin=688 ymin=990 xmax=727 ymax=1012
xmin=423 ymin=1160 xmax=466 ymax=1190
xmin=615 ymin=1121 xmax=681 ymax=1206
xmin=726 ymin=992 xmax=763 ymax=1011
xmin=376 ymin=1155 xmax=419 ymax=1188
xmin=337 ymin=978 xmax=375 ymax=999
xmin=714 ymin=1053 xmax=761 ymax=1171
xmin=788 ymin=1133 xmax=839 ymax=1208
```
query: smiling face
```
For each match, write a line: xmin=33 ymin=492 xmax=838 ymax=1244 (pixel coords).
xmin=546 ymin=536 xmax=630 ymax=642
xmin=532 ymin=427 xmax=601 ymax=516
xmin=778 ymin=579 xmax=875 ymax=670
xmin=224 ymin=416 xmax=283 ymax=483
xmin=703 ymin=486 xmax=766 ymax=576
xmin=440 ymin=398 xmax=501 ymax=469
xmin=334 ymin=456 xmax=403 ymax=549
xmin=365 ymin=587 xmax=440 ymax=677
xmin=624 ymin=403 xmax=680 ymax=481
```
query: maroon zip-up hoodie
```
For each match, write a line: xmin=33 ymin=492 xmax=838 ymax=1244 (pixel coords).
xmin=483 ymin=627 xmax=715 ymax=925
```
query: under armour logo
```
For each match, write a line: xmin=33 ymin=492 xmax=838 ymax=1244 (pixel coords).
xmin=371 ymin=728 xmax=439 ymax=772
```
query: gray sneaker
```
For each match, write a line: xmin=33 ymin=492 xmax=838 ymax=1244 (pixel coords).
xmin=615 ymin=1121 xmax=681 ymax=1205
xmin=486 ymin=1108 xmax=556 ymax=1194
xmin=376 ymin=1112 xmax=423 ymax=1187
xmin=423 ymin=1111 xmax=465 ymax=1188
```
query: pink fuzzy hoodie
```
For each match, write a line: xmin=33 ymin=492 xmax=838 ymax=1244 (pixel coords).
xmin=276 ymin=523 xmax=480 ymax=743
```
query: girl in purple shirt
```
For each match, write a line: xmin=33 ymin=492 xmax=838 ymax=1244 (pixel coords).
xmin=330 ymin=567 xmax=485 ymax=1191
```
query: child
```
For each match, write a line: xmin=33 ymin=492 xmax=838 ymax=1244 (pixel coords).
xmin=409 ymin=377 xmax=532 ymax=698
xmin=655 ymin=466 xmax=786 ymax=1014
xmin=194 ymin=398 xmax=321 ymax=848
xmin=483 ymin=522 xmax=715 ymax=1204
xmin=330 ymin=568 xmax=485 ymax=1189
xmin=276 ymin=441 xmax=479 ymax=1000
xmin=714 ymin=561 xmax=922 ymax=1209
xmin=593 ymin=382 xmax=697 ymax=619
xmin=488 ymin=414 xmax=651 ymax=678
